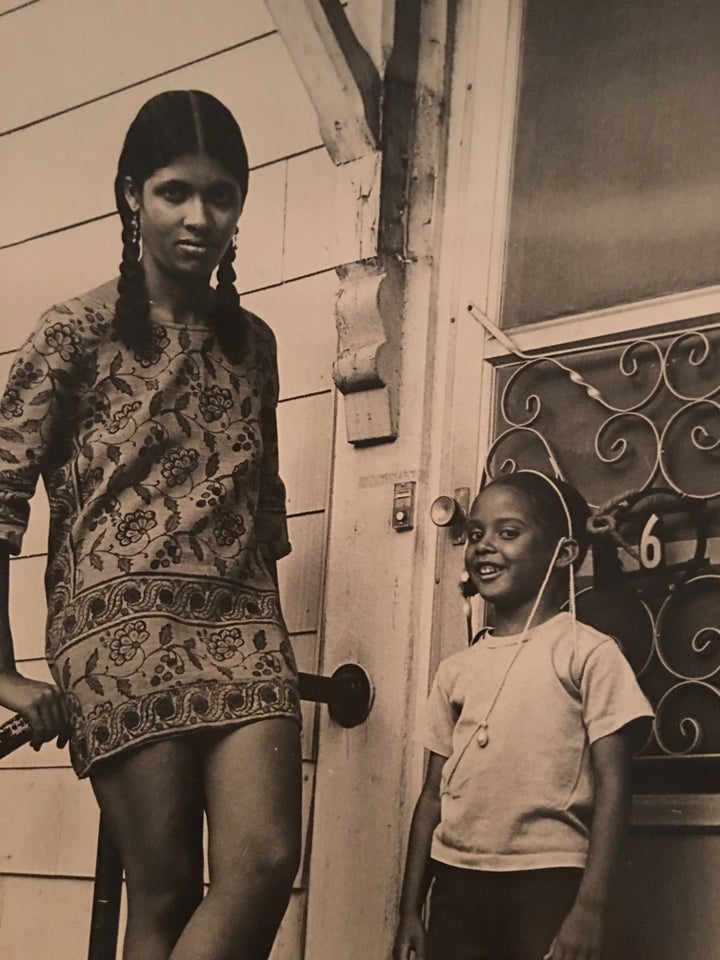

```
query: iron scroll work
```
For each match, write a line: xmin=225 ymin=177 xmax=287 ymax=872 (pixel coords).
xmin=470 ymin=307 xmax=720 ymax=792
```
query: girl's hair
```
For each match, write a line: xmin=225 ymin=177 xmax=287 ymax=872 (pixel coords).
xmin=486 ymin=471 xmax=591 ymax=570
xmin=113 ymin=90 xmax=249 ymax=358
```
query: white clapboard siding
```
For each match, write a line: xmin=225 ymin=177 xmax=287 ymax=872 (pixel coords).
xmin=0 ymin=0 xmax=30 ymax=12
xmin=0 ymin=219 xmax=121 ymax=352
xmin=244 ymin=270 xmax=339 ymax=401
xmin=0 ymin=35 xmax=321 ymax=248
xmin=279 ymin=392 xmax=334 ymax=516
xmin=237 ymin=161 xmax=287 ymax=293
xmin=0 ymin=767 xmax=99 ymax=877
xmin=0 ymin=0 xmax=275 ymax=133
xmin=0 ymin=875 xmax=95 ymax=960
xmin=279 ymin=513 xmax=327 ymax=635
xmin=284 ymin=148 xmax=379 ymax=280
xmin=7 ymin=555 xmax=47 ymax=662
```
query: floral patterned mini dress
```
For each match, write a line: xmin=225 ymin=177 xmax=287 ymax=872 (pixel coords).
xmin=0 ymin=280 xmax=300 ymax=776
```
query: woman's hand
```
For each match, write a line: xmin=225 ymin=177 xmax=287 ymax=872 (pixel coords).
xmin=545 ymin=899 xmax=606 ymax=960
xmin=393 ymin=912 xmax=427 ymax=960
xmin=0 ymin=671 xmax=70 ymax=750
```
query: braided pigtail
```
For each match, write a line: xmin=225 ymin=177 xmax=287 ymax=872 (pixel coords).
xmin=216 ymin=234 xmax=240 ymax=315
xmin=114 ymin=210 xmax=152 ymax=356
xmin=214 ymin=238 xmax=246 ymax=359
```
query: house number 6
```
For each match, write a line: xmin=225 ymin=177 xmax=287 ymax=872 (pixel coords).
xmin=639 ymin=513 xmax=664 ymax=570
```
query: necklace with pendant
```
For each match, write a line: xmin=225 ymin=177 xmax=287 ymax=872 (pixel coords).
xmin=474 ymin=629 xmax=529 ymax=748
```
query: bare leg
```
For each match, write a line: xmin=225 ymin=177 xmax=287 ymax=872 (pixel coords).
xmin=90 ymin=738 xmax=205 ymax=960
xmin=170 ymin=718 xmax=302 ymax=960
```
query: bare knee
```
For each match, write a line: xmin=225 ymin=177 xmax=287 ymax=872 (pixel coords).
xmin=125 ymin=868 xmax=203 ymax=938
xmin=211 ymin=830 xmax=301 ymax=900
xmin=256 ymin=831 xmax=301 ymax=888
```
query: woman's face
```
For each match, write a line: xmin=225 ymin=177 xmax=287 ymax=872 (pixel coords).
xmin=124 ymin=153 xmax=244 ymax=286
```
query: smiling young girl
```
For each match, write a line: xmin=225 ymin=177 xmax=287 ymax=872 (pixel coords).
xmin=0 ymin=90 xmax=301 ymax=960
xmin=394 ymin=470 xmax=652 ymax=960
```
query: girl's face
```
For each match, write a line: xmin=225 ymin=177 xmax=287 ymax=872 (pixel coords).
xmin=464 ymin=484 xmax=563 ymax=617
xmin=124 ymin=153 xmax=244 ymax=286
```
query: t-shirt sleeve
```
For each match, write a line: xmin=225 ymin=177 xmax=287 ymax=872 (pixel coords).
xmin=417 ymin=660 xmax=456 ymax=758
xmin=0 ymin=308 xmax=70 ymax=554
xmin=580 ymin=637 xmax=654 ymax=746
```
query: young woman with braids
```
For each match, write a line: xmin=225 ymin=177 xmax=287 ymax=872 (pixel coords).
xmin=0 ymin=90 xmax=301 ymax=960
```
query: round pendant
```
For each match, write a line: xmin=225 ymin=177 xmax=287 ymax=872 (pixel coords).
xmin=476 ymin=724 xmax=489 ymax=747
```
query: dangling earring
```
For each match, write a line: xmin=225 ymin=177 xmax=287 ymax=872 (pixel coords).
xmin=231 ymin=226 xmax=238 ymax=254
xmin=130 ymin=210 xmax=141 ymax=256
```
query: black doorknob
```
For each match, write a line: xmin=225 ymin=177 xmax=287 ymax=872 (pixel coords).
xmin=298 ymin=663 xmax=374 ymax=728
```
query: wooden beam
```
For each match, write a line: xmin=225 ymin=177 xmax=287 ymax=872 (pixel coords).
xmin=264 ymin=0 xmax=380 ymax=164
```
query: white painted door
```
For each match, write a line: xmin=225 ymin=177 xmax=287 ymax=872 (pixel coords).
xmin=431 ymin=2 xmax=720 ymax=957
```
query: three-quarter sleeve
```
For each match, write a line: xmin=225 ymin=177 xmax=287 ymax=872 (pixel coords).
xmin=255 ymin=326 xmax=291 ymax=562
xmin=0 ymin=309 xmax=70 ymax=554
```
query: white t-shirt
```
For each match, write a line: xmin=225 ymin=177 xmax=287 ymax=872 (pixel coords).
xmin=420 ymin=612 xmax=653 ymax=871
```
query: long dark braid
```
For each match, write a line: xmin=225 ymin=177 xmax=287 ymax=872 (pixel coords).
xmin=112 ymin=90 xmax=250 ymax=359
xmin=114 ymin=210 xmax=151 ymax=355
xmin=214 ymin=234 xmax=245 ymax=358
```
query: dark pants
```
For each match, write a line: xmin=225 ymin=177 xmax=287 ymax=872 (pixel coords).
xmin=426 ymin=861 xmax=583 ymax=960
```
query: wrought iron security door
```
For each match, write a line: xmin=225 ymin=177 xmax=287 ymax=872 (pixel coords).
xmin=472 ymin=310 xmax=720 ymax=792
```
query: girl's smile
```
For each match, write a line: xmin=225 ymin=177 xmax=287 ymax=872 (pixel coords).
xmin=473 ymin=561 xmax=504 ymax=582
